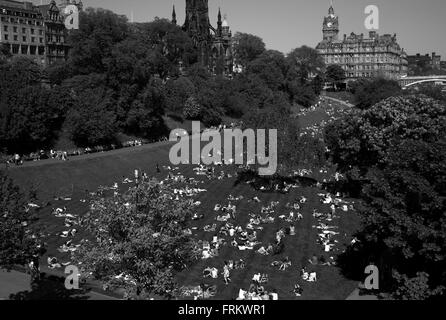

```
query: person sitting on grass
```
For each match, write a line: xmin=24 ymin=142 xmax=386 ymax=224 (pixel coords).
xmin=234 ymin=259 xmax=245 ymax=270
xmin=257 ymin=244 xmax=273 ymax=256
xmin=270 ymin=289 xmax=279 ymax=300
xmin=309 ymin=255 xmax=319 ymax=265
xmin=223 ymin=262 xmax=231 ymax=285
xmin=203 ymin=267 xmax=218 ymax=279
xmin=237 ymin=288 xmax=247 ymax=300
xmin=239 ymin=231 xmax=249 ymax=242
xmin=301 ymin=268 xmax=309 ymax=281
xmin=308 ymin=272 xmax=317 ymax=282
xmin=279 ymin=256 xmax=292 ymax=271
xmin=247 ymin=231 xmax=257 ymax=242
xmin=293 ymin=284 xmax=303 ymax=297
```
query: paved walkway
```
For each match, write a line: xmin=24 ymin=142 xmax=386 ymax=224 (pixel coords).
xmin=346 ymin=285 xmax=378 ymax=300
xmin=0 ymin=270 xmax=31 ymax=299
xmin=0 ymin=269 xmax=117 ymax=300
xmin=3 ymin=131 xmax=209 ymax=170
xmin=323 ymin=95 xmax=355 ymax=108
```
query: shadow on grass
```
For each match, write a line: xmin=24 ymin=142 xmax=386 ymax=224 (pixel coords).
xmin=9 ymin=273 xmax=90 ymax=300
xmin=235 ymin=169 xmax=318 ymax=193
xmin=336 ymin=235 xmax=395 ymax=295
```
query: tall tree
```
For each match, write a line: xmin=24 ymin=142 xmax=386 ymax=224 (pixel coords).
xmin=67 ymin=8 xmax=129 ymax=75
xmin=0 ymin=171 xmax=45 ymax=283
xmin=73 ymin=179 xmax=200 ymax=299
xmin=233 ymin=32 xmax=266 ymax=70
xmin=65 ymin=87 xmax=118 ymax=147
xmin=353 ymin=77 xmax=401 ymax=110
xmin=287 ymin=46 xmax=325 ymax=84
xmin=246 ymin=50 xmax=288 ymax=91
xmin=327 ymin=95 xmax=446 ymax=298
xmin=325 ymin=64 xmax=346 ymax=89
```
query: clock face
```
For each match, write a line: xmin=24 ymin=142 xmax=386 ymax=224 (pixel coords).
xmin=327 ymin=22 xmax=333 ymax=28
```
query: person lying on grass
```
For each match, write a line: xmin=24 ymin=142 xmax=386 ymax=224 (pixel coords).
xmin=293 ymin=284 xmax=304 ymax=297
xmin=203 ymin=267 xmax=219 ymax=279
xmin=271 ymin=256 xmax=292 ymax=271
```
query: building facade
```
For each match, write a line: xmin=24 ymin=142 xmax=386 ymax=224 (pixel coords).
xmin=172 ymin=0 xmax=233 ymax=76
xmin=0 ymin=0 xmax=82 ymax=66
xmin=316 ymin=4 xmax=408 ymax=81
xmin=407 ymin=52 xmax=442 ymax=71
xmin=0 ymin=0 xmax=46 ymax=64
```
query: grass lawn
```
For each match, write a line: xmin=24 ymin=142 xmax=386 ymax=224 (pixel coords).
xmin=5 ymin=99 xmax=361 ymax=300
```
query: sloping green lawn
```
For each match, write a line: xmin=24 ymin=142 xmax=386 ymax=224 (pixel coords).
xmin=6 ymin=99 xmax=361 ymax=300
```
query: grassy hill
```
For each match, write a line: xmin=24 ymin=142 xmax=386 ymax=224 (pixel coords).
xmin=5 ymin=97 xmax=361 ymax=300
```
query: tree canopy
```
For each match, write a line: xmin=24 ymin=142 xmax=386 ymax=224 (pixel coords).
xmin=73 ymin=179 xmax=200 ymax=299
xmin=326 ymin=95 xmax=446 ymax=299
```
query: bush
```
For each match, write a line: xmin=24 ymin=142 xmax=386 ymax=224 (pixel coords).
xmin=200 ymin=108 xmax=222 ymax=127
xmin=353 ymin=78 xmax=401 ymax=110
xmin=65 ymin=88 xmax=118 ymax=147
xmin=325 ymin=95 xmax=446 ymax=172
xmin=164 ymin=77 xmax=196 ymax=115
xmin=183 ymin=96 xmax=202 ymax=120
xmin=327 ymin=94 xmax=446 ymax=299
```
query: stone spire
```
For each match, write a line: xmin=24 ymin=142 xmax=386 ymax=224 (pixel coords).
xmin=172 ymin=5 xmax=177 ymax=25
xmin=217 ymin=7 xmax=222 ymax=36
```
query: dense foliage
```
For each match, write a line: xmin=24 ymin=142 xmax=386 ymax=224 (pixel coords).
xmin=326 ymin=95 xmax=446 ymax=299
xmin=0 ymin=171 xmax=44 ymax=272
xmin=352 ymin=78 xmax=402 ymax=110
xmin=0 ymin=8 xmax=323 ymax=154
xmin=72 ymin=179 xmax=200 ymax=299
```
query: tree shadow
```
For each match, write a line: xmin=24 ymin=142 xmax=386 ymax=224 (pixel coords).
xmin=336 ymin=234 xmax=396 ymax=295
xmin=234 ymin=169 xmax=318 ymax=193
xmin=9 ymin=273 xmax=91 ymax=300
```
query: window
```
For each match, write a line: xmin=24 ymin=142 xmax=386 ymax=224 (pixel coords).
xmin=3 ymin=25 xmax=7 ymax=32
xmin=39 ymin=38 xmax=43 ymax=43
xmin=4 ymin=34 xmax=8 ymax=41
xmin=13 ymin=35 xmax=18 ymax=41
xmin=31 ymin=28 xmax=34 ymax=34
xmin=22 ymin=28 xmax=26 ymax=33
xmin=39 ymin=30 xmax=43 ymax=35
xmin=22 ymin=36 xmax=26 ymax=42
xmin=31 ymin=37 xmax=35 ymax=43
xmin=13 ymin=26 xmax=17 ymax=33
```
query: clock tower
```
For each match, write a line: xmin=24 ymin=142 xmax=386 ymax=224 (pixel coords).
xmin=322 ymin=1 xmax=339 ymax=41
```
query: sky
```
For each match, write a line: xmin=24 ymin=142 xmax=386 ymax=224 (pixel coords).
xmin=34 ymin=0 xmax=446 ymax=58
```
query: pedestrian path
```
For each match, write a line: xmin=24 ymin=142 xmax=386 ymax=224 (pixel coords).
xmin=346 ymin=283 xmax=378 ymax=300
xmin=0 ymin=269 xmax=117 ymax=300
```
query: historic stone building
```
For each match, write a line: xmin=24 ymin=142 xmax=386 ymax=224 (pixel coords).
xmin=407 ymin=52 xmax=442 ymax=71
xmin=0 ymin=0 xmax=82 ymax=66
xmin=172 ymin=0 xmax=233 ymax=76
xmin=316 ymin=3 xmax=408 ymax=80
